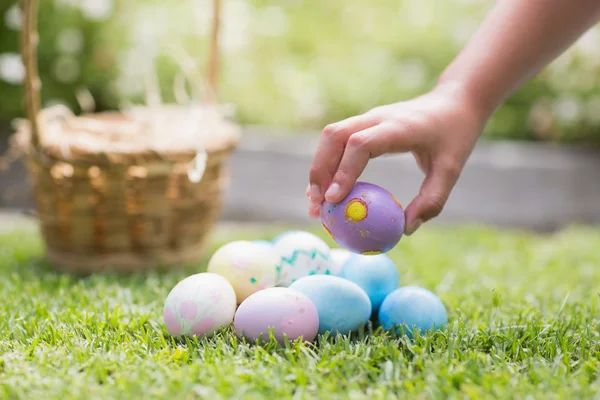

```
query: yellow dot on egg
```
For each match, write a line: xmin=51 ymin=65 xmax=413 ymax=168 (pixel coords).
xmin=344 ymin=198 xmax=368 ymax=222
xmin=362 ymin=250 xmax=382 ymax=255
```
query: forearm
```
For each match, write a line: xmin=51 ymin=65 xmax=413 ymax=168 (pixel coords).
xmin=438 ymin=0 xmax=600 ymax=120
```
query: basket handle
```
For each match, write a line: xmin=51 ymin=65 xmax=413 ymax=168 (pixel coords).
xmin=206 ymin=0 xmax=221 ymax=104
xmin=19 ymin=0 xmax=223 ymax=150
xmin=20 ymin=0 xmax=41 ymax=153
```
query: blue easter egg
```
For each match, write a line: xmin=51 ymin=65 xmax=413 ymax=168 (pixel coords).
xmin=338 ymin=253 xmax=399 ymax=313
xmin=289 ymin=275 xmax=371 ymax=335
xmin=378 ymin=286 xmax=448 ymax=339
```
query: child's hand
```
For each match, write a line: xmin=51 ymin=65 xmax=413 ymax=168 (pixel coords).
xmin=306 ymin=0 xmax=600 ymax=235
xmin=306 ymin=84 xmax=485 ymax=235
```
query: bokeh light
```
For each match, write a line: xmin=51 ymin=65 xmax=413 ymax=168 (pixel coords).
xmin=0 ymin=0 xmax=599 ymax=143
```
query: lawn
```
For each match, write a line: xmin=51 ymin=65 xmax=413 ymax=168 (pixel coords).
xmin=0 ymin=223 xmax=599 ymax=399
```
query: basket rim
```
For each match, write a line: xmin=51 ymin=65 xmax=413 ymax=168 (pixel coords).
xmin=15 ymin=119 xmax=240 ymax=167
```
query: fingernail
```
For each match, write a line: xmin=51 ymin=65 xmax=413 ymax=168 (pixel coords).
xmin=405 ymin=219 xmax=423 ymax=236
xmin=310 ymin=184 xmax=320 ymax=200
xmin=305 ymin=183 xmax=310 ymax=197
xmin=325 ymin=183 xmax=340 ymax=200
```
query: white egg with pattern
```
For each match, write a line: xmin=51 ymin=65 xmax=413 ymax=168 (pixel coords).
xmin=272 ymin=230 xmax=334 ymax=286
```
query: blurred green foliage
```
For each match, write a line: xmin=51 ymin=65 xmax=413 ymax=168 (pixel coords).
xmin=1 ymin=0 xmax=600 ymax=143
xmin=0 ymin=0 xmax=126 ymax=119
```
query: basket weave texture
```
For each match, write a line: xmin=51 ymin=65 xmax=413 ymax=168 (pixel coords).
xmin=16 ymin=0 xmax=239 ymax=273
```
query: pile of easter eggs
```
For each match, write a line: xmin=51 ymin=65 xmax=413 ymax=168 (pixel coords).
xmin=163 ymin=182 xmax=449 ymax=344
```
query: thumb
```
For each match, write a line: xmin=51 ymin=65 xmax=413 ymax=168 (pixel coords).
xmin=403 ymin=161 xmax=460 ymax=235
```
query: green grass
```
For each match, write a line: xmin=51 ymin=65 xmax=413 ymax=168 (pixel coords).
xmin=1 ymin=223 xmax=599 ymax=399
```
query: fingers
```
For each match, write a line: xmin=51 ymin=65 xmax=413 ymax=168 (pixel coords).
xmin=403 ymin=160 xmax=461 ymax=235
xmin=324 ymin=122 xmax=420 ymax=203
xmin=307 ymin=114 xmax=380 ymax=217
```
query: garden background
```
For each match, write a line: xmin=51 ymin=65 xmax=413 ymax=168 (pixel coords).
xmin=2 ymin=0 xmax=600 ymax=143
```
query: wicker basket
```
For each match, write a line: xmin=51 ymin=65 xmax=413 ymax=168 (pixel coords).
xmin=15 ymin=0 xmax=240 ymax=273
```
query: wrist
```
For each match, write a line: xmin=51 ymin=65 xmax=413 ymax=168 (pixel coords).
xmin=433 ymin=75 xmax=495 ymax=130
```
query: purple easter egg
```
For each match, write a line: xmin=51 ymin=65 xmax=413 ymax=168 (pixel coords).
xmin=320 ymin=182 xmax=405 ymax=254
xmin=234 ymin=287 xmax=319 ymax=345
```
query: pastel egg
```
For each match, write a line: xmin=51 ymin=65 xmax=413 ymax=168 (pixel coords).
xmin=320 ymin=181 xmax=405 ymax=255
xmin=234 ymin=287 xmax=319 ymax=345
xmin=289 ymin=275 xmax=371 ymax=335
xmin=378 ymin=286 xmax=448 ymax=339
xmin=271 ymin=230 xmax=302 ymax=242
xmin=339 ymin=253 xmax=400 ymax=313
xmin=329 ymin=248 xmax=353 ymax=276
xmin=163 ymin=272 xmax=237 ymax=337
xmin=272 ymin=230 xmax=334 ymax=286
xmin=252 ymin=240 xmax=273 ymax=250
xmin=207 ymin=240 xmax=278 ymax=304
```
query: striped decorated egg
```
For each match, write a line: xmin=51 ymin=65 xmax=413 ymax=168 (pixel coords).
xmin=272 ymin=230 xmax=334 ymax=286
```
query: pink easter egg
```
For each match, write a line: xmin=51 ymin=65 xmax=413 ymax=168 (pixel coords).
xmin=163 ymin=272 xmax=237 ymax=338
xmin=233 ymin=287 xmax=319 ymax=345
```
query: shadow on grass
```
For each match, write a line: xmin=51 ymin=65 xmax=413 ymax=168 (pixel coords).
xmin=9 ymin=255 xmax=215 ymax=292
xmin=178 ymin=319 xmax=451 ymax=352
xmin=0 ymin=229 xmax=226 ymax=299
xmin=161 ymin=323 xmax=453 ymax=369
